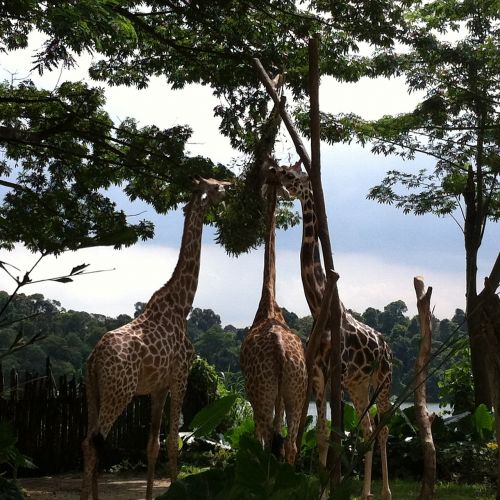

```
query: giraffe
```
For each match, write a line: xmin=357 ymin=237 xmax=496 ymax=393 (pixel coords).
xmin=271 ymin=161 xmax=392 ymax=500
xmin=80 ymin=177 xmax=230 ymax=500
xmin=240 ymin=168 xmax=307 ymax=464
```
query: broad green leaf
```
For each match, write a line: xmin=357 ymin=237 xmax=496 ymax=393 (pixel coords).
xmin=472 ymin=404 xmax=495 ymax=440
xmin=189 ymin=394 xmax=238 ymax=439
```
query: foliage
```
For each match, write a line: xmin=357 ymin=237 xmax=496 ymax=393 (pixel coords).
xmin=0 ymin=421 xmax=35 ymax=473
xmin=0 ymin=0 xmax=412 ymax=257
xmin=193 ymin=327 xmax=241 ymax=373
xmin=158 ymin=435 xmax=320 ymax=500
xmin=438 ymin=341 xmax=475 ymax=413
xmin=384 ymin=404 xmax=496 ymax=485
xmin=366 ymin=479 xmax=494 ymax=499
xmin=0 ymin=78 xmax=232 ymax=255
xmin=0 ymin=477 xmax=24 ymax=500
xmin=0 ymin=291 xmax=129 ymax=377
xmin=187 ymin=394 xmax=238 ymax=441
xmin=308 ymin=0 xmax=499 ymax=406
xmin=188 ymin=309 xmax=222 ymax=338
xmin=224 ymin=417 xmax=255 ymax=451
xmin=183 ymin=357 xmax=221 ymax=430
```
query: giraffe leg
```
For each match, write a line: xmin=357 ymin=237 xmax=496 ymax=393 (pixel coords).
xmin=81 ymin=369 xmax=100 ymax=500
xmin=349 ymin=385 xmax=374 ymax=500
xmin=313 ymin=364 xmax=329 ymax=467
xmin=273 ymin=397 xmax=285 ymax=435
xmin=81 ymin=364 xmax=138 ymax=500
xmin=282 ymin=375 xmax=306 ymax=465
xmin=376 ymin=378 xmax=392 ymax=500
xmin=254 ymin=399 xmax=275 ymax=450
xmin=283 ymin=405 xmax=299 ymax=464
xmin=81 ymin=434 xmax=98 ymax=500
xmin=81 ymin=408 xmax=131 ymax=500
xmin=167 ymin=375 xmax=189 ymax=482
xmin=253 ymin=385 xmax=277 ymax=451
xmin=146 ymin=388 xmax=169 ymax=500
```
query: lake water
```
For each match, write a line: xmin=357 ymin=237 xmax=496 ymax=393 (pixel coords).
xmin=307 ymin=401 xmax=447 ymax=420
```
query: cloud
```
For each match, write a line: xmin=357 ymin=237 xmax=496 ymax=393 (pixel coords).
xmin=334 ymin=252 xmax=466 ymax=318
xmin=2 ymin=243 xmax=466 ymax=329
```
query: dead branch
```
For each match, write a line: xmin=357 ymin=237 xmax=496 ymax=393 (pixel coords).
xmin=414 ymin=276 xmax=436 ymax=500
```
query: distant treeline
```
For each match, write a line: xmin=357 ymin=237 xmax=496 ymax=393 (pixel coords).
xmin=0 ymin=291 xmax=468 ymax=401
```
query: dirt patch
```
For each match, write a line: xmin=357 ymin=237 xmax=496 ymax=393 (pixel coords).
xmin=18 ymin=473 xmax=171 ymax=500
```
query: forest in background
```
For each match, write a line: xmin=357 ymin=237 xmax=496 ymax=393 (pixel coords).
xmin=0 ymin=290 xmax=469 ymax=403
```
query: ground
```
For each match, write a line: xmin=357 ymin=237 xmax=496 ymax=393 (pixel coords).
xmin=18 ymin=473 xmax=170 ymax=500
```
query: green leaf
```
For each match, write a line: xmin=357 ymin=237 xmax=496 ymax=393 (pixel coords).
xmin=70 ymin=263 xmax=89 ymax=275
xmin=0 ymin=422 xmax=17 ymax=449
xmin=156 ymin=467 xmax=228 ymax=500
xmin=343 ymin=403 xmax=358 ymax=433
xmin=472 ymin=404 xmax=495 ymax=441
xmin=189 ymin=394 xmax=238 ymax=439
xmin=51 ymin=277 xmax=73 ymax=283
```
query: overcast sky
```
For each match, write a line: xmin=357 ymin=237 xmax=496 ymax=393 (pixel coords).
xmin=2 ymin=41 xmax=498 ymax=327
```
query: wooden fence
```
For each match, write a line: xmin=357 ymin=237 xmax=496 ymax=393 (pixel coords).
xmin=0 ymin=358 xmax=152 ymax=474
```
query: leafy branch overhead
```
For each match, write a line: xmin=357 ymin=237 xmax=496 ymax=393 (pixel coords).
xmin=0 ymin=80 xmax=232 ymax=254
xmin=295 ymin=0 xmax=499 ymax=227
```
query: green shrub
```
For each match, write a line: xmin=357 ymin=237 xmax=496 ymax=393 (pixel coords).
xmin=158 ymin=435 xmax=321 ymax=500
xmin=437 ymin=342 xmax=474 ymax=414
xmin=0 ymin=477 xmax=24 ymax=500
xmin=381 ymin=404 xmax=496 ymax=484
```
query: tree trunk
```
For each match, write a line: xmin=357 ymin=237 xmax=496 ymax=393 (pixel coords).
xmin=464 ymin=149 xmax=492 ymax=408
xmin=465 ymin=239 xmax=492 ymax=408
xmin=308 ymin=36 xmax=343 ymax=490
xmin=476 ymin=253 xmax=500 ymax=499
xmin=414 ymin=276 xmax=436 ymax=500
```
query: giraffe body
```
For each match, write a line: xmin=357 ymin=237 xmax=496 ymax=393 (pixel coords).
xmin=240 ymin=318 xmax=307 ymax=462
xmin=240 ymin=177 xmax=307 ymax=464
xmin=80 ymin=178 xmax=230 ymax=500
xmin=272 ymin=162 xmax=392 ymax=500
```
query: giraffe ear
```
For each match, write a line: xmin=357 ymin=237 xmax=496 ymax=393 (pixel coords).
xmin=291 ymin=160 xmax=302 ymax=173
xmin=192 ymin=176 xmax=205 ymax=191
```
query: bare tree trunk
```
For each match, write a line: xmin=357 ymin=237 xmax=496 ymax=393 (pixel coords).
xmin=308 ymin=36 xmax=343 ymax=490
xmin=476 ymin=252 xmax=500 ymax=499
xmin=414 ymin=276 xmax=436 ymax=500
xmin=296 ymin=269 xmax=338 ymax=451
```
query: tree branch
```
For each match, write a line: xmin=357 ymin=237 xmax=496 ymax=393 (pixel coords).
xmin=252 ymin=58 xmax=312 ymax=173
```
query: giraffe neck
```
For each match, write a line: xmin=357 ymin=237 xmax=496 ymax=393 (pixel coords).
xmin=299 ymin=184 xmax=326 ymax=319
xmin=252 ymin=185 xmax=285 ymax=326
xmin=146 ymin=194 xmax=205 ymax=317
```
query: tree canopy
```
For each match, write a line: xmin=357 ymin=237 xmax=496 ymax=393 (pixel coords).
xmin=1 ymin=0 xmax=409 ymax=256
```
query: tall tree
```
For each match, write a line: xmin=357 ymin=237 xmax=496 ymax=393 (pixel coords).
xmin=317 ymin=0 xmax=499 ymax=407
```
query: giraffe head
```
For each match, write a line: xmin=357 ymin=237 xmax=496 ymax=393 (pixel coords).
xmin=192 ymin=176 xmax=231 ymax=208
xmin=266 ymin=159 xmax=310 ymax=201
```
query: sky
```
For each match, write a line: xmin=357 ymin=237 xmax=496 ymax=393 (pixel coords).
xmin=1 ymin=38 xmax=499 ymax=327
